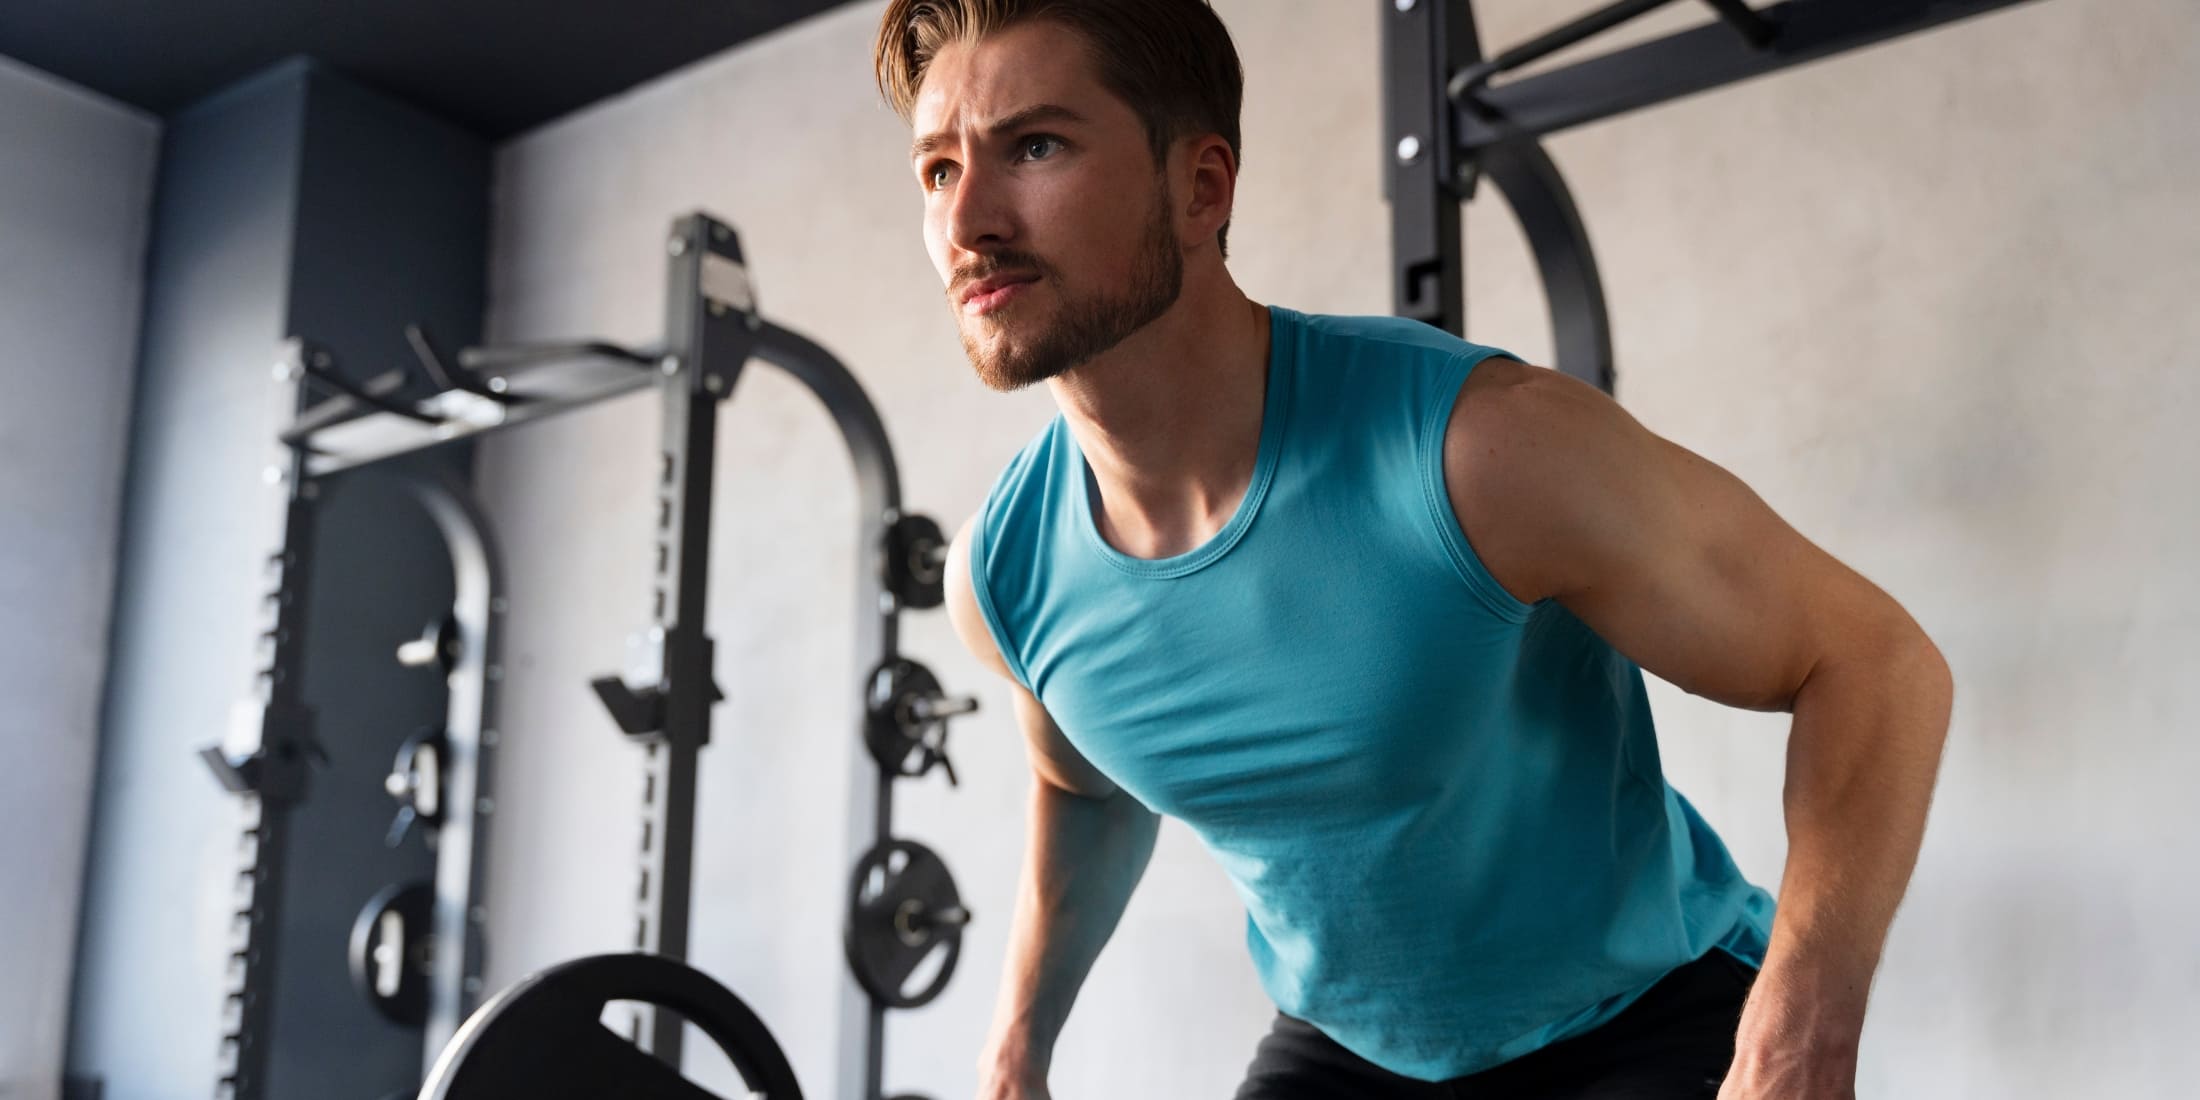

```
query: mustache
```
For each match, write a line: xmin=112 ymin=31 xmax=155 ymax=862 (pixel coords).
xmin=950 ymin=251 xmax=1050 ymax=297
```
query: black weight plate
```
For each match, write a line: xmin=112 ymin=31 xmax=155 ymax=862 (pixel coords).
xmin=349 ymin=881 xmax=434 ymax=1027
xmin=421 ymin=953 xmax=802 ymax=1100
xmin=864 ymin=660 xmax=942 ymax=778
xmin=884 ymin=514 xmax=947 ymax=610
xmin=845 ymin=839 xmax=964 ymax=1009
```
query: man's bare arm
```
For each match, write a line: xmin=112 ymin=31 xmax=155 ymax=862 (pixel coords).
xmin=945 ymin=518 xmax=1161 ymax=1098
xmin=1443 ymin=361 xmax=1953 ymax=1097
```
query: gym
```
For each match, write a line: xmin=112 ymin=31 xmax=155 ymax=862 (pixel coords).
xmin=3 ymin=1 xmax=2191 ymax=1098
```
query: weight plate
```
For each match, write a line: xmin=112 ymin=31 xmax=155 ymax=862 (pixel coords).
xmin=845 ymin=839 xmax=966 ymax=1010
xmin=421 ymin=953 xmax=802 ymax=1100
xmin=864 ymin=660 xmax=944 ymax=778
xmin=348 ymin=880 xmax=434 ymax=1027
xmin=884 ymin=514 xmax=947 ymax=610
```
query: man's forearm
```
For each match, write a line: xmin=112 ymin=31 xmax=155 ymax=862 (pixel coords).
xmin=983 ymin=777 xmax=1161 ymax=1077
xmin=1734 ymin=627 xmax=1953 ymax=1083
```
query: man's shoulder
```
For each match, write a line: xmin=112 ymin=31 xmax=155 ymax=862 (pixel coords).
xmin=1282 ymin=306 xmax=1503 ymax=369
xmin=992 ymin=412 xmax=1068 ymax=491
xmin=972 ymin=413 xmax=1070 ymax=549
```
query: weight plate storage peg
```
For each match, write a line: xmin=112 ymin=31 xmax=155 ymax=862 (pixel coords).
xmin=845 ymin=839 xmax=970 ymax=1009
xmin=396 ymin=614 xmax=462 ymax=673
xmin=381 ymin=726 xmax=448 ymax=847
xmin=348 ymin=881 xmax=435 ymax=1026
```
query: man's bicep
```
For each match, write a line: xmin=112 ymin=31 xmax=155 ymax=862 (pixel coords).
xmin=1559 ymin=431 xmax=1847 ymax=713
xmin=944 ymin=515 xmax=1120 ymax=798
xmin=1447 ymin=365 xmax=1884 ymax=713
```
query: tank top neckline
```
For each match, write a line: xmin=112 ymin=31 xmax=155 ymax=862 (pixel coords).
xmin=1073 ymin=305 xmax=1297 ymax=580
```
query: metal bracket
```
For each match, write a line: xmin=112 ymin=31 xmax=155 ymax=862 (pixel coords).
xmin=590 ymin=642 xmax=726 ymax=741
xmin=198 ymin=702 xmax=324 ymax=805
xmin=1700 ymin=0 xmax=1778 ymax=49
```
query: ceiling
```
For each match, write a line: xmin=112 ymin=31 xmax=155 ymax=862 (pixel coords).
xmin=0 ymin=0 xmax=858 ymax=138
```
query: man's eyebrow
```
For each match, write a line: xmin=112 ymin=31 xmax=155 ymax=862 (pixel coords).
xmin=910 ymin=104 xmax=1089 ymax=163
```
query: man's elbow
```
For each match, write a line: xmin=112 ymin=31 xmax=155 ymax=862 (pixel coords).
xmin=1871 ymin=615 xmax=1954 ymax=718
xmin=1794 ymin=615 xmax=1953 ymax=723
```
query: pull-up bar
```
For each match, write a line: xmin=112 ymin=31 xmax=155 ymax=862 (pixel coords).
xmin=1384 ymin=0 xmax=2047 ymax=375
xmin=1447 ymin=0 xmax=2039 ymax=152
xmin=1448 ymin=0 xmax=1775 ymax=100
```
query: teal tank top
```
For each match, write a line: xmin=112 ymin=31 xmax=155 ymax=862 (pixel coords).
xmin=968 ymin=306 xmax=1775 ymax=1081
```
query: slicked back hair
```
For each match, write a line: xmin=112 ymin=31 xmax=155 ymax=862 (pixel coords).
xmin=875 ymin=0 xmax=1244 ymax=256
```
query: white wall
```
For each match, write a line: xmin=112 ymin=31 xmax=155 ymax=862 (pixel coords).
xmin=0 ymin=55 xmax=159 ymax=1100
xmin=476 ymin=2 xmax=2200 ymax=1097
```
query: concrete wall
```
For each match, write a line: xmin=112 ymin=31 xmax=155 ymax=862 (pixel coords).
xmin=0 ymin=56 xmax=158 ymax=1100
xmin=475 ymin=2 xmax=2198 ymax=1097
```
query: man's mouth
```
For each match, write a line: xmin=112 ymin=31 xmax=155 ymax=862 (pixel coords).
xmin=959 ymin=273 xmax=1041 ymax=317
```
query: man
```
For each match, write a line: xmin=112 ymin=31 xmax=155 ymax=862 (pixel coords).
xmin=873 ymin=2 xmax=1952 ymax=1098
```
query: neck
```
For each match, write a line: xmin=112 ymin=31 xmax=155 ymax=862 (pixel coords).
xmin=1047 ymin=267 xmax=1271 ymax=559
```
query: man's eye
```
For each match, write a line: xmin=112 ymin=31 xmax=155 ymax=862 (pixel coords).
xmin=1020 ymin=136 xmax=1063 ymax=161
xmin=927 ymin=163 xmax=955 ymax=190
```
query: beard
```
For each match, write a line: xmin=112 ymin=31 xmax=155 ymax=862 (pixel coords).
xmin=953 ymin=180 xmax=1185 ymax=393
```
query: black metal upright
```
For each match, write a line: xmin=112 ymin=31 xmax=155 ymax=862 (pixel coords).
xmin=1382 ymin=0 xmax=1484 ymax=335
xmin=1383 ymin=0 xmax=1617 ymax=390
xmin=201 ymin=348 xmax=325 ymax=1100
xmin=409 ymin=474 xmax=505 ymax=1067
xmin=585 ymin=219 xmax=939 ymax=1098
xmin=748 ymin=321 xmax=907 ymax=1100
xmin=618 ymin=214 xmax=760 ymax=1064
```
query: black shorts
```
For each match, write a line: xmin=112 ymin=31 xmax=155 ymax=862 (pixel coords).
xmin=1235 ymin=949 xmax=1758 ymax=1099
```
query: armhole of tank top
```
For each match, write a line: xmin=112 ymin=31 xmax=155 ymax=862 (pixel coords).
xmin=967 ymin=492 xmax=1038 ymax=694
xmin=1421 ymin=350 xmax=1540 ymax=625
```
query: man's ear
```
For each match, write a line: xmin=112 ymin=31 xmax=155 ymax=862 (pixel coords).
xmin=1178 ymin=133 xmax=1238 ymax=249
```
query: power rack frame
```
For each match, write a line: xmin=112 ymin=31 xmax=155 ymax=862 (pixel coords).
xmin=201 ymin=211 xmax=957 ymax=1100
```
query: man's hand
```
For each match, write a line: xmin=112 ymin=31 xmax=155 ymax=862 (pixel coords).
xmin=1717 ymin=1046 xmax=1858 ymax=1100
xmin=1716 ymin=951 xmax=1865 ymax=1100
xmin=975 ymin=1051 xmax=1051 ymax=1100
xmin=976 ymin=1075 xmax=1051 ymax=1100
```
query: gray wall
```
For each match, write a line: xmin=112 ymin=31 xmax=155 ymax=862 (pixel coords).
xmin=471 ymin=1 xmax=2198 ymax=1097
xmin=0 ymin=56 xmax=158 ymax=1100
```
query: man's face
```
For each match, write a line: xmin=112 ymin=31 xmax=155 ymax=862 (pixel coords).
xmin=910 ymin=20 xmax=1184 ymax=392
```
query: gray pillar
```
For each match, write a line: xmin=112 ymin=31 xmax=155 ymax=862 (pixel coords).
xmin=68 ymin=57 xmax=489 ymax=1100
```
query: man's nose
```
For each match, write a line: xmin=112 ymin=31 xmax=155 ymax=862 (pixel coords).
xmin=943 ymin=163 xmax=1013 ymax=255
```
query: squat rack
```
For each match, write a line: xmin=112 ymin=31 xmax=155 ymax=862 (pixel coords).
xmin=1382 ymin=0 xmax=2044 ymax=392
xmin=200 ymin=211 xmax=969 ymax=1100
